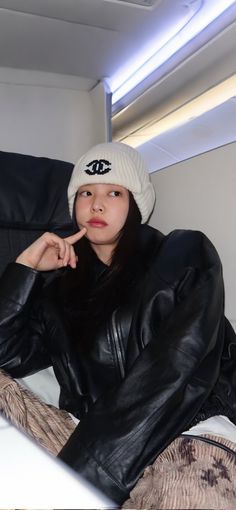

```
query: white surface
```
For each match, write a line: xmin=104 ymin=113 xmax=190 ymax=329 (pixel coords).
xmin=0 ymin=75 xmax=109 ymax=161
xmin=17 ymin=366 xmax=60 ymax=408
xmin=0 ymin=414 xmax=115 ymax=509
xmin=150 ymin=142 xmax=236 ymax=325
xmin=1 ymin=0 xmax=232 ymax=81
xmin=138 ymin=98 xmax=236 ymax=172
xmin=183 ymin=415 xmax=236 ymax=444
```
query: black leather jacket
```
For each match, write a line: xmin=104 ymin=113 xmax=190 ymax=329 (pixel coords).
xmin=0 ymin=224 xmax=236 ymax=504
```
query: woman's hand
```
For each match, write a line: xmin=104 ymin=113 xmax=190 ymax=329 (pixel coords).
xmin=15 ymin=228 xmax=87 ymax=271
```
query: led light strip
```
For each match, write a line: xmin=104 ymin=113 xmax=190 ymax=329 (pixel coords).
xmin=111 ymin=0 xmax=236 ymax=105
xmin=117 ymin=74 xmax=236 ymax=147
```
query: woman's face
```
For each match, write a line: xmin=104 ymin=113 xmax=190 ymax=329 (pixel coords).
xmin=75 ymin=183 xmax=130 ymax=262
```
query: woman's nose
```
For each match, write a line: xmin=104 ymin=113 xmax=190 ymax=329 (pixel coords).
xmin=91 ymin=200 xmax=104 ymax=213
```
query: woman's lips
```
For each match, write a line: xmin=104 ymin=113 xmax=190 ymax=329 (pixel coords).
xmin=87 ymin=219 xmax=108 ymax=227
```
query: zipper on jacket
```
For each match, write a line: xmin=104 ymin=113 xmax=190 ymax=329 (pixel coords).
xmin=110 ymin=310 xmax=125 ymax=380
xmin=181 ymin=433 xmax=236 ymax=457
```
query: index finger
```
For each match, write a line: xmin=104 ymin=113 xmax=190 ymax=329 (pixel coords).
xmin=65 ymin=227 xmax=87 ymax=245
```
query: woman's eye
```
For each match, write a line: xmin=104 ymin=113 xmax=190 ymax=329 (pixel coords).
xmin=79 ymin=191 xmax=91 ymax=197
xmin=110 ymin=191 xmax=121 ymax=197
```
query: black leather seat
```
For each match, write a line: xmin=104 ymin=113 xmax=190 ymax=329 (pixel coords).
xmin=0 ymin=151 xmax=74 ymax=276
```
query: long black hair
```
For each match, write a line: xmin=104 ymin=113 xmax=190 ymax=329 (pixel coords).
xmin=55 ymin=192 xmax=142 ymax=350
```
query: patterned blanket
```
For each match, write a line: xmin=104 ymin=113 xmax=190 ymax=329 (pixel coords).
xmin=1 ymin=369 xmax=236 ymax=509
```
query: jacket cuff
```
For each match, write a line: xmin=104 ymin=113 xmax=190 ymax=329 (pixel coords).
xmin=58 ymin=439 xmax=128 ymax=505
xmin=0 ymin=262 xmax=41 ymax=307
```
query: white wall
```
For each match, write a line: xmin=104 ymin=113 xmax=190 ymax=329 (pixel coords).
xmin=150 ymin=142 xmax=236 ymax=330
xmin=0 ymin=68 xmax=110 ymax=162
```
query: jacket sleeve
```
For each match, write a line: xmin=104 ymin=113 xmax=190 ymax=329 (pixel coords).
xmin=58 ymin=230 xmax=226 ymax=504
xmin=0 ymin=262 xmax=51 ymax=377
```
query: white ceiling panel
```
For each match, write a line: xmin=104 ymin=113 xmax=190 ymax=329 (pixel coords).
xmin=138 ymin=141 xmax=179 ymax=170
xmin=0 ymin=0 xmax=158 ymax=80
xmin=0 ymin=0 xmax=235 ymax=167
xmin=0 ymin=9 xmax=122 ymax=78
xmin=138 ymin=99 xmax=236 ymax=172
xmin=0 ymin=0 xmax=227 ymax=81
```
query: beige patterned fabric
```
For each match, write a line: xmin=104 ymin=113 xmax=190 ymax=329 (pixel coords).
xmin=0 ymin=369 xmax=76 ymax=455
xmin=123 ymin=435 xmax=236 ymax=509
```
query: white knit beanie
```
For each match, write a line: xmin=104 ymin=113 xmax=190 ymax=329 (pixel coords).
xmin=68 ymin=142 xmax=155 ymax=223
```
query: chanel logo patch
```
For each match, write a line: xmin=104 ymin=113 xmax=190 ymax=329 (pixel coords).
xmin=84 ymin=159 xmax=112 ymax=175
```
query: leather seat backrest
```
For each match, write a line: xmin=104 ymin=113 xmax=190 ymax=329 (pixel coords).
xmin=0 ymin=151 xmax=74 ymax=276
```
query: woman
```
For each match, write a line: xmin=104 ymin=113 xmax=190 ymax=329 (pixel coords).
xmin=0 ymin=142 xmax=236 ymax=508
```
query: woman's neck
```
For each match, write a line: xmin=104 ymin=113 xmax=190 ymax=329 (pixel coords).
xmin=90 ymin=243 xmax=114 ymax=266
